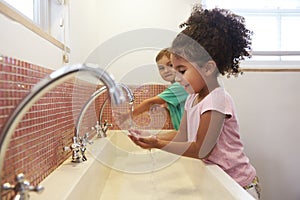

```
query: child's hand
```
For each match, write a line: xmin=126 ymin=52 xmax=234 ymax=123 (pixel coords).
xmin=128 ymin=129 xmax=152 ymax=138
xmin=128 ymin=129 xmax=158 ymax=149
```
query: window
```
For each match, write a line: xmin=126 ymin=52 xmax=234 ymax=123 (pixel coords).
xmin=3 ymin=0 xmax=51 ymax=32
xmin=3 ymin=0 xmax=34 ymax=19
xmin=0 ymin=0 xmax=69 ymax=52
xmin=203 ymin=0 xmax=300 ymax=69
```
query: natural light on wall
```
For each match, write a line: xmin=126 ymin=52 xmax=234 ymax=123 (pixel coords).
xmin=3 ymin=0 xmax=34 ymax=19
xmin=2 ymin=0 xmax=299 ymax=69
xmin=203 ymin=0 xmax=300 ymax=69
xmin=1 ymin=0 xmax=70 ymax=57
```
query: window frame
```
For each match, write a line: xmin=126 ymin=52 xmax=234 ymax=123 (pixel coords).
xmin=0 ymin=1 xmax=70 ymax=52
xmin=202 ymin=2 xmax=300 ymax=71
xmin=237 ymin=8 xmax=300 ymax=71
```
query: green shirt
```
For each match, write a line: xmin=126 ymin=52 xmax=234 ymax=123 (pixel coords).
xmin=158 ymin=82 xmax=188 ymax=130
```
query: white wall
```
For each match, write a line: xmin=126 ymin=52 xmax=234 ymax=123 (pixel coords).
xmin=68 ymin=0 xmax=99 ymax=65
xmin=221 ymin=72 xmax=300 ymax=200
xmin=69 ymin=0 xmax=197 ymax=83
xmin=0 ymin=14 xmax=63 ymax=69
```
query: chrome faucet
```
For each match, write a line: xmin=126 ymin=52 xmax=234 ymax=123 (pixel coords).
xmin=75 ymin=85 xmax=107 ymax=140
xmin=118 ymin=83 xmax=135 ymax=103
xmin=63 ymin=133 xmax=93 ymax=163
xmin=92 ymin=121 xmax=103 ymax=137
xmin=0 ymin=64 xmax=126 ymax=198
xmin=64 ymin=83 xmax=133 ymax=162
xmin=2 ymin=173 xmax=44 ymax=200
xmin=75 ymin=83 xmax=134 ymax=139
xmin=100 ymin=120 xmax=113 ymax=137
xmin=91 ymin=119 xmax=112 ymax=138
xmin=98 ymin=83 xmax=134 ymax=137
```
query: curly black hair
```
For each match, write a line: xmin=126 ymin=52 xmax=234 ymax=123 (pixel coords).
xmin=171 ymin=4 xmax=253 ymax=76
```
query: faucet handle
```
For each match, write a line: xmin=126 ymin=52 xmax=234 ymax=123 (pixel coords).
xmin=103 ymin=120 xmax=113 ymax=127
xmin=63 ymin=146 xmax=71 ymax=151
xmin=63 ymin=142 xmax=80 ymax=152
xmin=2 ymin=182 xmax=14 ymax=191
xmin=2 ymin=173 xmax=44 ymax=199
xmin=91 ymin=121 xmax=101 ymax=130
xmin=29 ymin=184 xmax=44 ymax=193
xmin=102 ymin=120 xmax=113 ymax=137
xmin=82 ymin=132 xmax=93 ymax=145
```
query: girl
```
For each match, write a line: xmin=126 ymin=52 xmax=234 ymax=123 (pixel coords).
xmin=128 ymin=5 xmax=261 ymax=199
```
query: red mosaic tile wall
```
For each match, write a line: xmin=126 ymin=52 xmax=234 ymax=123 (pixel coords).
xmin=0 ymin=55 xmax=173 ymax=199
xmin=94 ymin=85 xmax=174 ymax=131
xmin=0 ymin=55 xmax=99 ymax=199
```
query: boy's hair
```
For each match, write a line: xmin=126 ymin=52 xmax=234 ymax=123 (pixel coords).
xmin=171 ymin=4 xmax=253 ymax=76
xmin=155 ymin=48 xmax=171 ymax=62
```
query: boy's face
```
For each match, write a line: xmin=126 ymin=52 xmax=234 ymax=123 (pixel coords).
xmin=157 ymin=55 xmax=176 ymax=83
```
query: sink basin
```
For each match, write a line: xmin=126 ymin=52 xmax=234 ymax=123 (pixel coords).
xmin=30 ymin=130 xmax=254 ymax=200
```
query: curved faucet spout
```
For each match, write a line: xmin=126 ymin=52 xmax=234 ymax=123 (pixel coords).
xmin=118 ymin=83 xmax=134 ymax=103
xmin=0 ymin=63 xmax=126 ymax=195
xmin=98 ymin=83 xmax=134 ymax=134
xmin=75 ymin=83 xmax=134 ymax=138
xmin=75 ymin=86 xmax=107 ymax=138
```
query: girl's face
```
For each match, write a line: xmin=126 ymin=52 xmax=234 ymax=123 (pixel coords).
xmin=157 ymin=55 xmax=176 ymax=83
xmin=171 ymin=54 xmax=206 ymax=94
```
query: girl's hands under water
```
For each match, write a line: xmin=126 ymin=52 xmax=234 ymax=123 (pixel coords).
xmin=128 ymin=129 xmax=158 ymax=149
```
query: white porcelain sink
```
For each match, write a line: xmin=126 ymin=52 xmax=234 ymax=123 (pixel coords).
xmin=30 ymin=130 xmax=254 ymax=200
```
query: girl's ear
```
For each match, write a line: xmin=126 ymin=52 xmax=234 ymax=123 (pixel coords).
xmin=204 ymin=60 xmax=217 ymax=76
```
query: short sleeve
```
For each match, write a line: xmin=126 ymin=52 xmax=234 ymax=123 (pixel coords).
xmin=200 ymin=88 xmax=233 ymax=117
xmin=158 ymin=82 xmax=188 ymax=106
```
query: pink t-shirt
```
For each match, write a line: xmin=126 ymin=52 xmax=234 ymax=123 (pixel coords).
xmin=185 ymin=87 xmax=256 ymax=187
